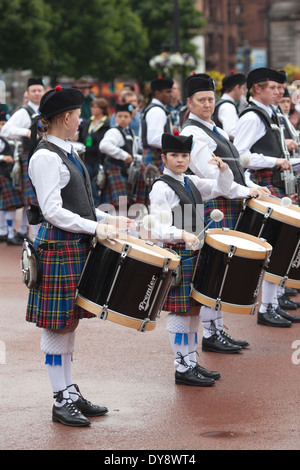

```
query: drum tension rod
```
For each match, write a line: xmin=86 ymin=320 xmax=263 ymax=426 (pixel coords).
xmin=214 ymin=245 xmax=237 ymax=311
xmin=258 ymin=207 xmax=273 ymax=238
xmin=99 ymin=244 xmax=131 ymax=321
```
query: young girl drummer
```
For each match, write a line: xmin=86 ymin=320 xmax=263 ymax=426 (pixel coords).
xmin=149 ymin=132 xmax=236 ymax=386
xmin=26 ymin=86 xmax=132 ymax=427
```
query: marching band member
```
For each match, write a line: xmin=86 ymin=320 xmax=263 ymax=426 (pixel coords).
xmin=180 ymin=74 xmax=266 ymax=352
xmin=26 ymin=86 xmax=132 ymax=427
xmin=139 ymin=77 xmax=173 ymax=204
xmin=0 ymin=77 xmax=45 ymax=241
xmin=99 ymin=102 xmax=137 ymax=209
xmin=212 ymin=71 xmax=246 ymax=141
xmin=149 ymin=131 xmax=240 ymax=385
xmin=234 ymin=67 xmax=299 ymax=327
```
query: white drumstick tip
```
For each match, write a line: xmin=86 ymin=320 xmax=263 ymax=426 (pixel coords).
xmin=143 ymin=214 xmax=156 ymax=230
xmin=210 ymin=209 xmax=224 ymax=222
xmin=240 ymin=154 xmax=251 ymax=168
xmin=281 ymin=197 xmax=292 ymax=208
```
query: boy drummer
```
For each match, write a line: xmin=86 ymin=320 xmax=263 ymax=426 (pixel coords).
xmin=149 ymin=132 xmax=238 ymax=386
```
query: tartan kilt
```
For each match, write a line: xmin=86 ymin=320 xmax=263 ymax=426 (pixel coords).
xmin=163 ymin=243 xmax=200 ymax=315
xmin=204 ymin=197 xmax=244 ymax=230
xmin=98 ymin=159 xmax=128 ymax=207
xmin=249 ymin=169 xmax=285 ymax=198
xmin=135 ymin=147 xmax=163 ymax=206
xmin=0 ymin=175 xmax=23 ymax=210
xmin=20 ymin=152 xmax=38 ymax=206
xmin=26 ymin=224 xmax=94 ymax=330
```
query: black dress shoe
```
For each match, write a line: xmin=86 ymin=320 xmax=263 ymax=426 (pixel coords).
xmin=52 ymin=401 xmax=91 ymax=427
xmin=6 ymin=236 xmax=23 ymax=246
xmin=276 ymin=307 xmax=300 ymax=323
xmin=192 ymin=363 xmax=221 ymax=380
xmin=175 ymin=368 xmax=215 ymax=387
xmin=278 ymin=295 xmax=300 ymax=310
xmin=257 ymin=304 xmax=291 ymax=327
xmin=202 ymin=334 xmax=242 ymax=354
xmin=68 ymin=384 xmax=108 ymax=417
xmin=219 ymin=329 xmax=249 ymax=349
xmin=284 ymin=287 xmax=298 ymax=297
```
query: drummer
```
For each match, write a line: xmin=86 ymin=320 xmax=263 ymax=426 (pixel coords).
xmin=149 ymin=131 xmax=241 ymax=386
xmin=180 ymin=73 xmax=268 ymax=352
xmin=234 ymin=67 xmax=299 ymax=327
xmin=26 ymin=86 xmax=133 ymax=427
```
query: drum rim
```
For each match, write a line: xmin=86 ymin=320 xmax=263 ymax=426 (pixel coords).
xmin=190 ymin=288 xmax=258 ymax=315
xmin=247 ymin=196 xmax=300 ymax=228
xmin=204 ymin=228 xmax=272 ymax=259
xmin=98 ymin=235 xmax=180 ymax=269
xmin=76 ymin=294 xmax=156 ymax=331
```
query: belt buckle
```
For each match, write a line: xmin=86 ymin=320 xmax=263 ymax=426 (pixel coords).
xmin=48 ymin=242 xmax=56 ymax=250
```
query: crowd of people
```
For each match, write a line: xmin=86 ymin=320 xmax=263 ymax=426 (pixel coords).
xmin=1 ymin=67 xmax=300 ymax=427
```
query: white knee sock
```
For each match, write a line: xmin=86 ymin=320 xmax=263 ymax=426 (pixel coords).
xmin=5 ymin=211 xmax=16 ymax=239
xmin=260 ymin=280 xmax=278 ymax=313
xmin=40 ymin=329 xmax=74 ymax=406
xmin=167 ymin=314 xmax=191 ymax=372
xmin=200 ymin=306 xmax=221 ymax=338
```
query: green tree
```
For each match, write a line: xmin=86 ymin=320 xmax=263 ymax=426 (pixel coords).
xmin=128 ymin=0 xmax=206 ymax=80
xmin=0 ymin=0 xmax=51 ymax=72
xmin=43 ymin=0 xmax=149 ymax=84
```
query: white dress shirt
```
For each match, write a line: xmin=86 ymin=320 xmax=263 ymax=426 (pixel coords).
xmin=149 ymin=166 xmax=234 ymax=243
xmin=99 ymin=127 xmax=130 ymax=161
xmin=233 ymin=99 xmax=278 ymax=169
xmin=217 ymin=93 xmax=239 ymax=139
xmin=0 ymin=101 xmax=39 ymax=139
xmin=139 ymin=98 xmax=169 ymax=149
xmin=180 ymin=112 xmax=253 ymax=198
xmin=28 ymin=135 xmax=107 ymax=234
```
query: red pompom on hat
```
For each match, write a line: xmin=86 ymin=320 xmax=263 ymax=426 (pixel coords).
xmin=55 ymin=86 xmax=62 ymax=92
xmin=173 ymin=130 xmax=179 ymax=135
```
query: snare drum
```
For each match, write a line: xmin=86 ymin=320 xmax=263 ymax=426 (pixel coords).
xmin=76 ymin=235 xmax=180 ymax=331
xmin=235 ymin=196 xmax=300 ymax=288
xmin=191 ymin=229 xmax=272 ymax=315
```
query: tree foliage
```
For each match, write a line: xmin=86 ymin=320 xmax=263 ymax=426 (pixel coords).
xmin=0 ymin=0 xmax=205 ymax=85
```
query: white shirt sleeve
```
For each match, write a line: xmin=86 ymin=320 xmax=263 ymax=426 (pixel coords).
xmin=99 ymin=128 xmax=129 ymax=161
xmin=233 ymin=112 xmax=277 ymax=169
xmin=218 ymin=102 xmax=239 ymax=139
xmin=145 ymin=106 xmax=167 ymax=148
xmin=180 ymin=125 xmax=250 ymax=198
xmin=29 ymin=148 xmax=107 ymax=234
xmin=0 ymin=108 xmax=32 ymax=139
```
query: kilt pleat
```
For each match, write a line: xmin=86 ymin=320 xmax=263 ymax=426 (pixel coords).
xmin=20 ymin=153 xmax=38 ymax=206
xmin=0 ymin=176 xmax=23 ymax=210
xmin=26 ymin=224 xmax=94 ymax=330
xmin=204 ymin=197 xmax=244 ymax=229
xmin=249 ymin=169 xmax=285 ymax=198
xmin=163 ymin=244 xmax=199 ymax=314
xmin=99 ymin=160 xmax=128 ymax=207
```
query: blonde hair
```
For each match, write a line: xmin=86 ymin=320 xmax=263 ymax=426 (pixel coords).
xmin=249 ymin=81 xmax=269 ymax=98
xmin=38 ymin=110 xmax=75 ymax=135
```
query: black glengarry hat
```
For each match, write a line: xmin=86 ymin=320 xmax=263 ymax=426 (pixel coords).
xmin=246 ymin=67 xmax=285 ymax=89
xmin=151 ymin=77 xmax=174 ymax=92
xmin=222 ymin=71 xmax=246 ymax=90
xmin=39 ymin=86 xmax=84 ymax=119
xmin=186 ymin=75 xmax=215 ymax=97
xmin=162 ymin=132 xmax=193 ymax=153
xmin=115 ymin=103 xmax=133 ymax=114
xmin=27 ymin=77 xmax=44 ymax=88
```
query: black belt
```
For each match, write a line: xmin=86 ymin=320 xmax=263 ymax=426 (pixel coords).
xmin=38 ymin=238 xmax=91 ymax=251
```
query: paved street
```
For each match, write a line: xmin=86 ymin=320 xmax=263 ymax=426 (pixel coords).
xmin=0 ymin=241 xmax=299 ymax=451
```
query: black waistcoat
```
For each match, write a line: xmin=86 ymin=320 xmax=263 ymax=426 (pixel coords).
xmin=239 ymin=104 xmax=283 ymax=158
xmin=155 ymin=174 xmax=203 ymax=233
xmin=34 ymin=140 xmax=96 ymax=221
xmin=183 ymin=118 xmax=246 ymax=186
